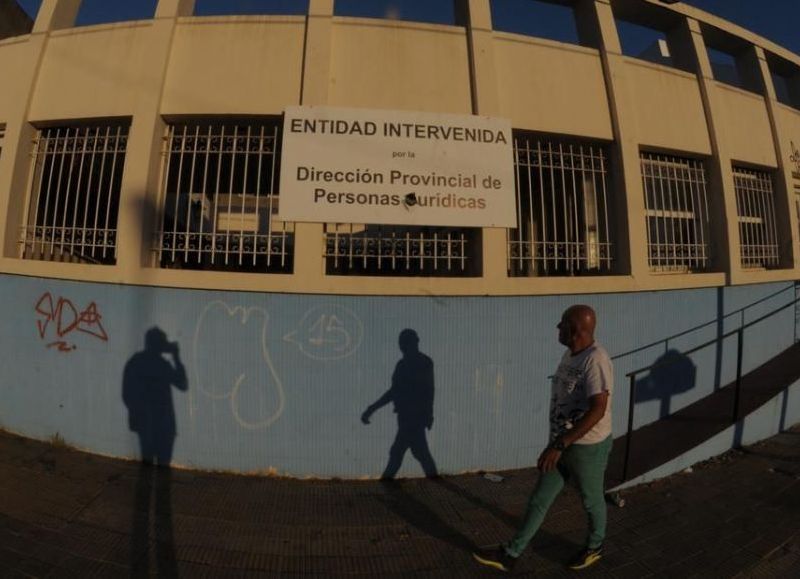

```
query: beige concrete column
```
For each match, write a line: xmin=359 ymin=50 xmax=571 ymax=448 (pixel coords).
xmin=752 ymin=45 xmax=800 ymax=271
xmin=575 ymin=0 xmax=645 ymax=279
xmin=464 ymin=0 xmax=507 ymax=281
xmin=676 ymin=18 xmax=741 ymax=281
xmin=290 ymin=0 xmax=333 ymax=287
xmin=0 ymin=0 xmax=82 ymax=258
xmin=155 ymin=0 xmax=195 ymax=18
xmin=31 ymin=0 xmax=80 ymax=33
xmin=113 ymin=1 xmax=190 ymax=277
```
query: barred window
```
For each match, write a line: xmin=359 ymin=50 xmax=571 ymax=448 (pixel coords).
xmin=325 ymin=224 xmax=480 ymax=277
xmin=19 ymin=122 xmax=129 ymax=265
xmin=156 ymin=119 xmax=293 ymax=273
xmin=733 ymin=167 xmax=779 ymax=269
xmin=641 ymin=152 xmax=711 ymax=272
xmin=508 ymin=134 xmax=613 ymax=276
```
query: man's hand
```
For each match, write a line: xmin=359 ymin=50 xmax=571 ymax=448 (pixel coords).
xmin=360 ymin=410 xmax=372 ymax=425
xmin=537 ymin=447 xmax=562 ymax=473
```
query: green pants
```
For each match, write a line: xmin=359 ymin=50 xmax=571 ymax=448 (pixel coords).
xmin=506 ymin=435 xmax=612 ymax=557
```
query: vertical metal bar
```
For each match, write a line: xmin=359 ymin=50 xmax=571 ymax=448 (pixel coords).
xmin=211 ymin=125 xmax=224 ymax=265
xmin=525 ymin=138 xmax=535 ymax=273
xmin=537 ymin=140 xmax=547 ymax=273
xmin=733 ymin=328 xmax=743 ymax=424
xmin=558 ymin=143 xmax=569 ymax=271
xmin=598 ymin=148 xmax=611 ymax=270
xmin=183 ymin=124 xmax=200 ymax=262
xmin=764 ymin=174 xmax=779 ymax=265
xmin=511 ymin=137 xmax=522 ymax=273
xmin=224 ymin=126 xmax=238 ymax=265
xmin=548 ymin=141 xmax=558 ymax=272
xmin=85 ymin=127 xmax=103 ymax=259
xmin=268 ymin=124 xmax=280 ymax=267
xmin=73 ymin=127 xmax=90 ymax=258
xmin=58 ymin=127 xmax=78 ymax=256
xmin=688 ymin=160 xmax=704 ymax=268
xmin=47 ymin=128 xmax=69 ymax=257
xmin=92 ymin=125 xmax=111 ymax=257
xmin=752 ymin=173 xmax=764 ymax=265
xmin=199 ymin=124 xmax=212 ymax=264
xmin=569 ymin=144 xmax=580 ymax=271
xmin=673 ymin=157 xmax=688 ymax=266
xmin=682 ymin=160 xmax=698 ymax=268
xmin=102 ymin=126 xmax=123 ymax=261
xmin=170 ymin=125 xmax=187 ymax=263
xmin=733 ymin=170 xmax=747 ymax=266
xmin=641 ymin=154 xmax=653 ymax=268
xmin=238 ymin=125 xmax=252 ymax=266
xmin=253 ymin=124 xmax=265 ymax=266
xmin=623 ymin=373 xmax=636 ymax=482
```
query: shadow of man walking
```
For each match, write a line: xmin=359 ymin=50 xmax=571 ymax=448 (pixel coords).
xmin=122 ymin=327 xmax=188 ymax=577
xmin=362 ymin=329 xmax=438 ymax=479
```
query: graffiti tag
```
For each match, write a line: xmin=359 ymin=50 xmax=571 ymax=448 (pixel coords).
xmin=283 ymin=305 xmax=363 ymax=360
xmin=35 ymin=292 xmax=108 ymax=352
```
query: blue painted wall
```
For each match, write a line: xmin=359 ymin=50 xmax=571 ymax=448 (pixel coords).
xmin=0 ymin=273 xmax=796 ymax=478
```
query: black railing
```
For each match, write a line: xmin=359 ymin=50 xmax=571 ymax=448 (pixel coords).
xmin=621 ymin=292 xmax=800 ymax=482
xmin=611 ymin=283 xmax=795 ymax=363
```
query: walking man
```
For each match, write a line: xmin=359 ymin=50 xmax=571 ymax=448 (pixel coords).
xmin=474 ymin=305 xmax=613 ymax=572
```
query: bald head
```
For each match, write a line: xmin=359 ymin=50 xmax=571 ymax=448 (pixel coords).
xmin=558 ymin=305 xmax=597 ymax=352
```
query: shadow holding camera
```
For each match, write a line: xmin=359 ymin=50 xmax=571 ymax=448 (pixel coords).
xmin=122 ymin=327 xmax=188 ymax=577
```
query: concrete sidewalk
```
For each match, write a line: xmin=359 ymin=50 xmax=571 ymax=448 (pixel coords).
xmin=1 ymin=426 xmax=799 ymax=578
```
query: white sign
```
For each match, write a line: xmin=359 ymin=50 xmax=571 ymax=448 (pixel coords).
xmin=279 ymin=106 xmax=516 ymax=227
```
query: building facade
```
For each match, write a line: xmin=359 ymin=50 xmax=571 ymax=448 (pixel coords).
xmin=0 ymin=0 xmax=799 ymax=481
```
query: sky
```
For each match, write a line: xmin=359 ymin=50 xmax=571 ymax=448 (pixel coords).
xmin=13 ymin=0 xmax=800 ymax=56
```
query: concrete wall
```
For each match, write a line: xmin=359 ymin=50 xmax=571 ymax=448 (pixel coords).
xmin=0 ymin=273 xmax=796 ymax=477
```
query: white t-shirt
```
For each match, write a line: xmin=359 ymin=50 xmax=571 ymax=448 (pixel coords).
xmin=550 ymin=343 xmax=613 ymax=445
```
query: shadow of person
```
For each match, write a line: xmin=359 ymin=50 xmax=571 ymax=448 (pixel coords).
xmin=122 ymin=327 xmax=188 ymax=577
xmin=635 ymin=349 xmax=696 ymax=418
xmin=361 ymin=329 xmax=439 ymax=479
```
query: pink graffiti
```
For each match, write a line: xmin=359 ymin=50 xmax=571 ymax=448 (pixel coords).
xmin=35 ymin=292 xmax=108 ymax=352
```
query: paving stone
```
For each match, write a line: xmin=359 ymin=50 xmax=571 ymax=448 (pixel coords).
xmin=0 ymin=425 xmax=799 ymax=576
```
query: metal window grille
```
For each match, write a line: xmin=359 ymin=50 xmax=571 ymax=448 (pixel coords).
xmin=641 ymin=152 xmax=711 ymax=272
xmin=156 ymin=119 xmax=293 ymax=273
xmin=508 ymin=134 xmax=613 ymax=276
xmin=19 ymin=122 xmax=129 ymax=265
xmin=733 ymin=167 xmax=779 ymax=269
xmin=325 ymin=223 xmax=479 ymax=276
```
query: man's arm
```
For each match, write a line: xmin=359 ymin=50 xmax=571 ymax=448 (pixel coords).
xmin=170 ymin=344 xmax=188 ymax=391
xmin=538 ymin=392 xmax=609 ymax=472
xmin=361 ymin=380 xmax=395 ymax=425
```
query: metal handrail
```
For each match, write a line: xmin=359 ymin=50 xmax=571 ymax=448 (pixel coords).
xmin=620 ymin=292 xmax=800 ymax=482
xmin=611 ymin=283 xmax=795 ymax=362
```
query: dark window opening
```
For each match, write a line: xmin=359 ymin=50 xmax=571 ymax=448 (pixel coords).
xmin=334 ymin=0 xmax=458 ymax=27
xmin=490 ymin=0 xmax=580 ymax=46
xmin=75 ymin=0 xmax=157 ymax=26
xmin=194 ymin=0 xmax=309 ymax=17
